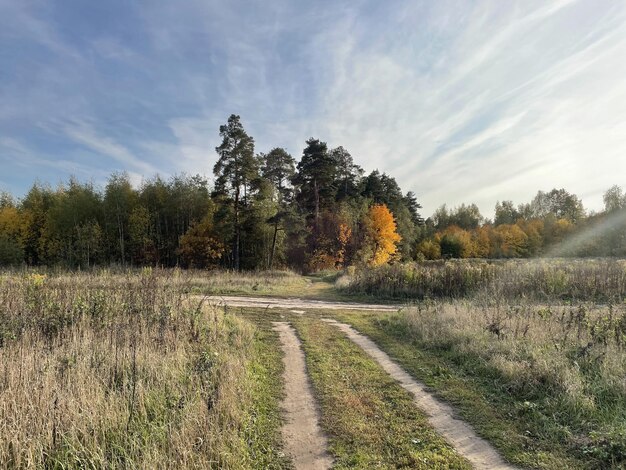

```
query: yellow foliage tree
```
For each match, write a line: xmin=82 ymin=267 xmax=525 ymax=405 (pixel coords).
xmin=494 ymin=224 xmax=528 ymax=257
xmin=363 ymin=204 xmax=401 ymax=266
xmin=0 ymin=206 xmax=25 ymax=265
xmin=336 ymin=223 xmax=352 ymax=267
xmin=550 ymin=218 xmax=574 ymax=244
xmin=0 ymin=206 xmax=23 ymax=239
xmin=517 ymin=219 xmax=544 ymax=256
xmin=471 ymin=225 xmax=492 ymax=258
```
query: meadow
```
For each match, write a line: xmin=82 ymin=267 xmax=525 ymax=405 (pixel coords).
xmin=341 ymin=258 xmax=626 ymax=302
xmin=1 ymin=260 xmax=626 ymax=469
xmin=337 ymin=258 xmax=626 ymax=468
xmin=0 ymin=270 xmax=287 ymax=468
xmin=338 ymin=301 xmax=626 ymax=468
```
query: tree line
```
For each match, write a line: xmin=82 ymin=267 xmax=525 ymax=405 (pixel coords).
xmin=0 ymin=115 xmax=419 ymax=270
xmin=417 ymin=187 xmax=626 ymax=259
xmin=2 ymin=114 xmax=625 ymax=269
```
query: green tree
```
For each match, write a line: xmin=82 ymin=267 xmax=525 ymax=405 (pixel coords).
xmin=138 ymin=176 xmax=169 ymax=264
xmin=331 ymin=146 xmax=362 ymax=200
xmin=432 ymin=203 xmax=482 ymax=230
xmin=293 ymin=138 xmax=337 ymax=223
xmin=404 ymin=191 xmax=423 ymax=226
xmin=439 ymin=233 xmax=464 ymax=258
xmin=529 ymin=189 xmax=585 ymax=223
xmin=43 ymin=178 xmax=103 ymax=266
xmin=213 ymin=115 xmax=258 ymax=270
xmin=451 ymin=203 xmax=483 ymax=230
xmin=260 ymin=147 xmax=296 ymax=268
xmin=261 ymin=148 xmax=296 ymax=200
xmin=361 ymin=170 xmax=385 ymax=202
xmin=127 ymin=206 xmax=154 ymax=265
xmin=431 ymin=204 xmax=451 ymax=230
xmin=0 ymin=191 xmax=15 ymax=209
xmin=603 ymin=185 xmax=626 ymax=212
xmin=0 ymin=236 xmax=23 ymax=266
xmin=104 ymin=173 xmax=137 ymax=265
xmin=20 ymin=183 xmax=55 ymax=265
xmin=74 ymin=220 xmax=103 ymax=267
xmin=494 ymin=200 xmax=520 ymax=226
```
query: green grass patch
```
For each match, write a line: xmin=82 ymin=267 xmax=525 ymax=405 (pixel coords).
xmin=292 ymin=317 xmax=471 ymax=469
xmin=186 ymin=269 xmax=311 ymax=297
xmin=242 ymin=320 xmax=292 ymax=469
xmin=186 ymin=269 xmax=396 ymax=303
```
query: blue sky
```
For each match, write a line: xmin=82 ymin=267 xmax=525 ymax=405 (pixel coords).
xmin=1 ymin=0 xmax=625 ymax=217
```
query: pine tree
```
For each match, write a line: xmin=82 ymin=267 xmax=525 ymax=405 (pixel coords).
xmin=213 ymin=115 xmax=258 ymax=270
xmin=293 ymin=138 xmax=337 ymax=224
xmin=260 ymin=147 xmax=295 ymax=268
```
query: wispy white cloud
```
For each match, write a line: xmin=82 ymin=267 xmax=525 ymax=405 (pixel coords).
xmin=1 ymin=0 xmax=625 ymax=218
xmin=0 ymin=0 xmax=81 ymax=60
xmin=0 ymin=136 xmax=107 ymax=184
xmin=63 ymin=123 xmax=158 ymax=176
xmin=310 ymin=0 xmax=626 ymax=216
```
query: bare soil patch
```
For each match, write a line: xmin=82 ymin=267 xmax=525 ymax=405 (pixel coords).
xmin=273 ymin=322 xmax=333 ymax=469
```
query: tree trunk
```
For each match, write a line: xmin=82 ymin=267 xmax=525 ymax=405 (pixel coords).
xmin=314 ymin=178 xmax=320 ymax=226
xmin=116 ymin=208 xmax=125 ymax=266
xmin=269 ymin=219 xmax=279 ymax=269
xmin=234 ymin=185 xmax=240 ymax=271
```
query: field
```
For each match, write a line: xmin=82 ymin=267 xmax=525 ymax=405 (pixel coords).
xmin=1 ymin=260 xmax=625 ymax=469
xmin=0 ymin=271 xmax=287 ymax=468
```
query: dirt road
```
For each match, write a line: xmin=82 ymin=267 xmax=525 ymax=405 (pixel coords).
xmin=203 ymin=294 xmax=515 ymax=469
xmin=200 ymin=295 xmax=401 ymax=311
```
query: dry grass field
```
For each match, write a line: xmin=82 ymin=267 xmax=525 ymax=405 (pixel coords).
xmin=0 ymin=270 xmax=287 ymax=468
xmin=1 ymin=260 xmax=626 ymax=469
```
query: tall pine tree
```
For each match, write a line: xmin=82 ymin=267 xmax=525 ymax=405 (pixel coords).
xmin=213 ymin=115 xmax=258 ymax=270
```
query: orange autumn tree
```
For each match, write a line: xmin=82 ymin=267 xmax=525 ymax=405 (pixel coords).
xmin=362 ymin=204 xmax=401 ymax=266
xmin=305 ymin=211 xmax=354 ymax=272
xmin=177 ymin=214 xmax=225 ymax=268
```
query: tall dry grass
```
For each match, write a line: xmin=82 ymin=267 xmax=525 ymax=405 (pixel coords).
xmin=395 ymin=299 xmax=626 ymax=466
xmin=184 ymin=269 xmax=308 ymax=296
xmin=343 ymin=258 xmax=626 ymax=302
xmin=19 ymin=267 xmax=308 ymax=298
xmin=0 ymin=270 xmax=276 ymax=468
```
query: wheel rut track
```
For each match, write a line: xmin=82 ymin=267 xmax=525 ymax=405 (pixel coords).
xmin=273 ymin=322 xmax=333 ymax=470
xmin=323 ymin=319 xmax=518 ymax=470
xmin=206 ymin=295 xmax=516 ymax=469
xmin=199 ymin=295 xmax=400 ymax=312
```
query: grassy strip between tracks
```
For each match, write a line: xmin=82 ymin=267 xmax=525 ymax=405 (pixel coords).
xmin=292 ymin=316 xmax=471 ymax=469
